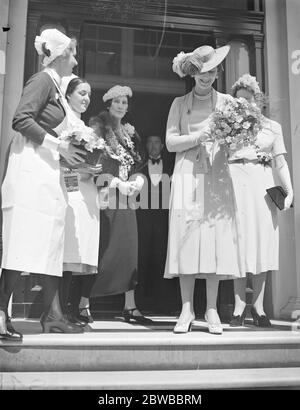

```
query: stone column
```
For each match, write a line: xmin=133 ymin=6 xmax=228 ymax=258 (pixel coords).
xmin=0 ymin=0 xmax=28 ymax=183
xmin=253 ymin=34 xmax=264 ymax=89
xmin=0 ymin=0 xmax=28 ymax=315
xmin=0 ymin=0 xmax=10 ymax=144
xmin=265 ymin=0 xmax=300 ymax=320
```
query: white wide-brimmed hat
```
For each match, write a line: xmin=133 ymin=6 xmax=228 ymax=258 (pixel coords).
xmin=34 ymin=28 xmax=72 ymax=66
xmin=173 ymin=45 xmax=230 ymax=77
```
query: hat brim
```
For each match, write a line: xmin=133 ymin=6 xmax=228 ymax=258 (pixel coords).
xmin=200 ymin=45 xmax=230 ymax=73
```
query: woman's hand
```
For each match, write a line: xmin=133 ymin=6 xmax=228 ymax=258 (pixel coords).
xmin=275 ymin=154 xmax=294 ymax=210
xmin=58 ymin=140 xmax=87 ymax=166
xmin=129 ymin=175 xmax=144 ymax=193
xmin=198 ymin=117 xmax=212 ymax=143
xmin=284 ymin=193 xmax=293 ymax=210
xmin=78 ymin=164 xmax=103 ymax=176
xmin=97 ymin=187 xmax=109 ymax=210
xmin=117 ymin=180 xmax=136 ymax=196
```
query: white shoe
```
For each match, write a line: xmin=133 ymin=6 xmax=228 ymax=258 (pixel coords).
xmin=173 ymin=315 xmax=195 ymax=334
xmin=204 ymin=313 xmax=223 ymax=335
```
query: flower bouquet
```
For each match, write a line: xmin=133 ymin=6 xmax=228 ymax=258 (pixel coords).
xmin=210 ymin=96 xmax=263 ymax=153
xmin=59 ymin=123 xmax=105 ymax=169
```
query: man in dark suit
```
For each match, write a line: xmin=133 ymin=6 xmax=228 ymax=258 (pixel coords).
xmin=136 ymin=135 xmax=179 ymax=314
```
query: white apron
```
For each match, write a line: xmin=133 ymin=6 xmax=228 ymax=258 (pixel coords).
xmin=62 ymin=109 xmax=99 ymax=272
xmin=1 ymin=72 xmax=71 ymax=277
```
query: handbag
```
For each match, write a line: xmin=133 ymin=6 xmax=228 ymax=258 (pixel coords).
xmin=266 ymin=186 xmax=292 ymax=210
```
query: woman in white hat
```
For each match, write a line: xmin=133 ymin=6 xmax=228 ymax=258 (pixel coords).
xmin=0 ymin=28 xmax=86 ymax=339
xmin=229 ymin=74 xmax=293 ymax=327
xmin=165 ymin=45 xmax=242 ymax=334
xmin=89 ymin=85 xmax=152 ymax=324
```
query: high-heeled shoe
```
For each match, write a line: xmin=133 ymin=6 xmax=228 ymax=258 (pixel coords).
xmin=204 ymin=313 xmax=223 ymax=335
xmin=250 ymin=307 xmax=272 ymax=328
xmin=78 ymin=307 xmax=94 ymax=324
xmin=40 ymin=314 xmax=84 ymax=333
xmin=229 ymin=307 xmax=247 ymax=327
xmin=0 ymin=310 xmax=23 ymax=341
xmin=122 ymin=308 xmax=153 ymax=324
xmin=173 ymin=315 xmax=195 ymax=334
xmin=67 ymin=314 xmax=87 ymax=327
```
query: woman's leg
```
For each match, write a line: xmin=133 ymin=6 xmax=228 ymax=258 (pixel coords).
xmin=39 ymin=274 xmax=64 ymax=319
xmin=252 ymin=272 xmax=267 ymax=315
xmin=205 ymin=276 xmax=221 ymax=324
xmin=205 ymin=276 xmax=223 ymax=334
xmin=78 ymin=274 xmax=96 ymax=311
xmin=233 ymin=277 xmax=247 ymax=316
xmin=59 ymin=271 xmax=73 ymax=315
xmin=0 ymin=269 xmax=22 ymax=333
xmin=36 ymin=273 xmax=83 ymax=333
xmin=123 ymin=289 xmax=152 ymax=324
xmin=73 ymin=275 xmax=97 ymax=323
xmin=177 ymin=275 xmax=196 ymax=323
xmin=68 ymin=276 xmax=82 ymax=316
xmin=124 ymin=289 xmax=139 ymax=312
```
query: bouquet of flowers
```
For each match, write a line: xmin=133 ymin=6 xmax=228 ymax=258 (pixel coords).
xmin=210 ymin=96 xmax=263 ymax=153
xmin=59 ymin=123 xmax=105 ymax=169
xmin=97 ymin=122 xmax=141 ymax=181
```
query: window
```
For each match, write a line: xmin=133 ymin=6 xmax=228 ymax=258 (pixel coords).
xmin=82 ymin=23 xmax=214 ymax=95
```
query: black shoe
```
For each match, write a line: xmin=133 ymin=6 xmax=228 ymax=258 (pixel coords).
xmin=122 ymin=308 xmax=153 ymax=324
xmin=40 ymin=314 xmax=84 ymax=333
xmin=250 ymin=307 xmax=272 ymax=328
xmin=229 ymin=307 xmax=247 ymax=327
xmin=67 ymin=314 xmax=87 ymax=327
xmin=78 ymin=308 xmax=94 ymax=324
xmin=0 ymin=310 xmax=23 ymax=341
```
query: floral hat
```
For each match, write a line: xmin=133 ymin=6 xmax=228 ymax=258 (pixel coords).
xmin=232 ymin=73 xmax=261 ymax=96
xmin=103 ymin=85 xmax=132 ymax=102
xmin=34 ymin=28 xmax=72 ymax=67
xmin=172 ymin=45 xmax=230 ymax=77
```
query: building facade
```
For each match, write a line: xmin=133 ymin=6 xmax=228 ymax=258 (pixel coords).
xmin=0 ymin=0 xmax=299 ymax=320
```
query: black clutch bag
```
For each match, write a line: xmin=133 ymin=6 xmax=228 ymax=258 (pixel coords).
xmin=266 ymin=186 xmax=290 ymax=210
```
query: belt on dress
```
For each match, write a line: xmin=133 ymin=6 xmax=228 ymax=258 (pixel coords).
xmin=228 ymin=158 xmax=271 ymax=166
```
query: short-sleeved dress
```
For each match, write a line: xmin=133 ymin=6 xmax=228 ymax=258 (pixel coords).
xmin=228 ymin=116 xmax=286 ymax=275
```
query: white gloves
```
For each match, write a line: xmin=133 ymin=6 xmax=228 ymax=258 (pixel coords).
xmin=110 ymin=176 xmax=144 ymax=196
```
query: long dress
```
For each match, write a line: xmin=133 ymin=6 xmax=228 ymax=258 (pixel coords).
xmin=89 ymin=113 xmax=143 ymax=297
xmin=228 ymin=116 xmax=286 ymax=275
xmin=62 ymin=110 xmax=99 ymax=275
xmin=1 ymin=69 xmax=69 ymax=277
xmin=164 ymin=89 xmax=243 ymax=279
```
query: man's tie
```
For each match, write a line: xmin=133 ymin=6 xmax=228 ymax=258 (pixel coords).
xmin=150 ymin=157 xmax=161 ymax=165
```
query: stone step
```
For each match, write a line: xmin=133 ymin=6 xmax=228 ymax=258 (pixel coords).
xmin=1 ymin=318 xmax=300 ymax=372
xmin=1 ymin=367 xmax=300 ymax=390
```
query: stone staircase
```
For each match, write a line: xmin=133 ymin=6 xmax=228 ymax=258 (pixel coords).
xmin=1 ymin=316 xmax=300 ymax=389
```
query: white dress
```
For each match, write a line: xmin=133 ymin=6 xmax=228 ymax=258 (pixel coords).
xmin=164 ymin=89 xmax=243 ymax=279
xmin=228 ymin=117 xmax=286 ymax=275
xmin=62 ymin=111 xmax=99 ymax=274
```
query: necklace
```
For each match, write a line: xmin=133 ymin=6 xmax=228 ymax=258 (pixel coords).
xmin=192 ymin=88 xmax=214 ymax=112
